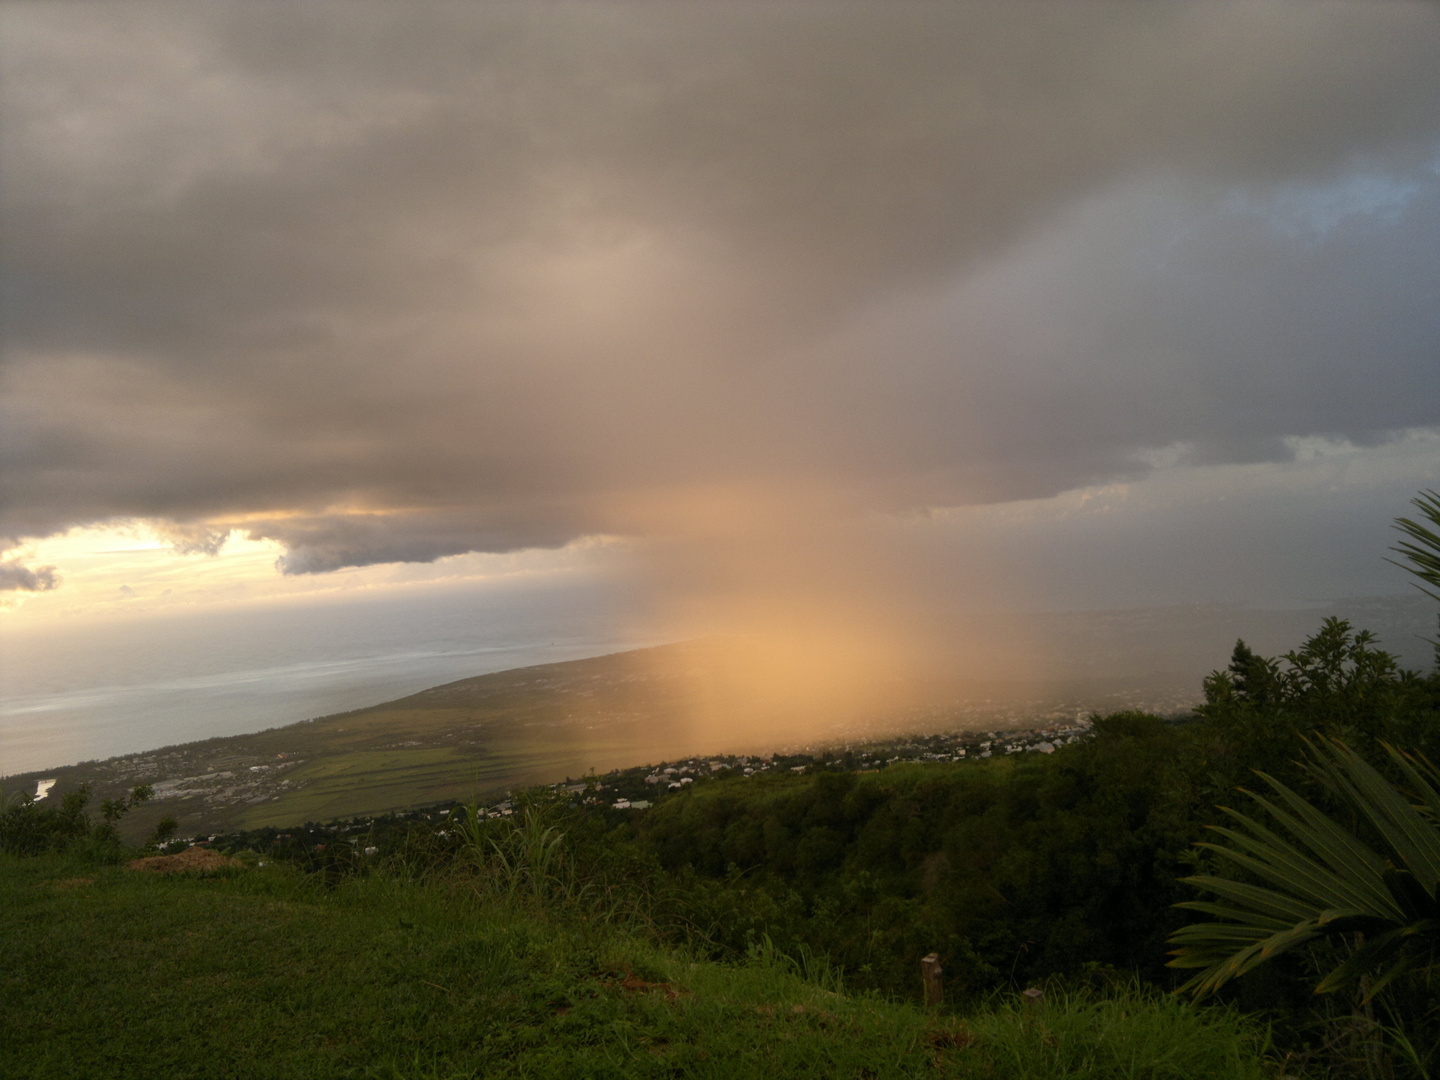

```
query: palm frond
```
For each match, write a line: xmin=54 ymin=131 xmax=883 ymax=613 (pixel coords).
xmin=1169 ymin=738 xmax=1440 ymax=999
xmin=1316 ymin=926 xmax=1429 ymax=1000
xmin=1174 ymin=893 xmax=1309 ymax=930
xmin=1302 ymin=738 xmax=1440 ymax=894
xmin=1387 ymin=744 xmax=1440 ymax=823
xmin=1388 ymin=489 xmax=1440 ymax=604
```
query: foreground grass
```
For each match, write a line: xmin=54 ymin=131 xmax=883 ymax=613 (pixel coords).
xmin=1 ymin=854 xmax=1280 ymax=1079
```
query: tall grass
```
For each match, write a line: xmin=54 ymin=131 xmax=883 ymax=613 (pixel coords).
xmin=456 ymin=800 xmax=574 ymax=903
xmin=957 ymin=984 xmax=1278 ymax=1080
xmin=744 ymin=932 xmax=846 ymax=997
xmin=443 ymin=796 xmax=683 ymax=938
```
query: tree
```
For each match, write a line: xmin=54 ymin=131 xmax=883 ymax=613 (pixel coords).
xmin=1210 ymin=640 xmax=1281 ymax=707
xmin=1196 ymin=619 xmax=1424 ymax=789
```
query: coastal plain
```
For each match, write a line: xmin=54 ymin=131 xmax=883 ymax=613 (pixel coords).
xmin=5 ymin=639 xmax=1198 ymax=839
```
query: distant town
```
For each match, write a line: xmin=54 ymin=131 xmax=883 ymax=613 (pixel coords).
xmin=162 ymin=716 xmax=1109 ymax=854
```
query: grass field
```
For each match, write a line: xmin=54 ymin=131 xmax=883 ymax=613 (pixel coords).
xmin=0 ymin=852 xmax=1283 ymax=1079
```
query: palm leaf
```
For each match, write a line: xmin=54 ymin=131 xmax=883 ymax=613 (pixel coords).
xmin=1302 ymin=738 xmax=1440 ymax=894
xmin=1177 ymin=872 xmax=1327 ymax=925
xmin=1244 ymin=783 xmax=1401 ymax=914
xmin=1315 ymin=925 xmax=1428 ymax=1000
xmin=1388 ymin=489 xmax=1440 ymax=603
xmin=1198 ymin=805 xmax=1401 ymax=920
xmin=1386 ymin=744 xmax=1440 ymax=824
xmin=1174 ymin=896 xmax=1304 ymax=931
xmin=1170 ymin=738 xmax=1440 ymax=999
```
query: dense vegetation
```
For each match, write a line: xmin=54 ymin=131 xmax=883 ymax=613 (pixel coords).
xmin=620 ymin=619 xmax=1440 ymax=1060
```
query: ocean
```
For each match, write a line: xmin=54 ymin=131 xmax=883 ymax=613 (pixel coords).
xmin=1 ymin=577 xmax=655 ymax=775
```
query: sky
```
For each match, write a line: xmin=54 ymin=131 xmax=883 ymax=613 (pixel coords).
xmin=2 ymin=3 xmax=1439 ymax=765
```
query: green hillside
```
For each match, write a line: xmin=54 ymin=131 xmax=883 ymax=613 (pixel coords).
xmin=0 ymin=852 xmax=1280 ymax=1080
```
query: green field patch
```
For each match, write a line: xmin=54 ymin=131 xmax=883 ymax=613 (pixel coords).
xmin=241 ymin=747 xmax=476 ymax=827
xmin=288 ymin=746 xmax=465 ymax=780
xmin=237 ymin=742 xmax=620 ymax=828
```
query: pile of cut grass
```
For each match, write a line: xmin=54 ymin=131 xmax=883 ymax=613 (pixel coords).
xmin=1 ymin=853 xmax=1281 ymax=1079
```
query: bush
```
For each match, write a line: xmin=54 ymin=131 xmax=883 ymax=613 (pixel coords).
xmin=0 ymin=782 xmax=152 ymax=857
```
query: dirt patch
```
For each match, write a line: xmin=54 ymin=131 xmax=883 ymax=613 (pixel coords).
xmin=126 ymin=847 xmax=243 ymax=874
xmin=50 ymin=877 xmax=95 ymax=890
xmin=615 ymin=973 xmax=684 ymax=1001
xmin=926 ymin=1025 xmax=975 ymax=1050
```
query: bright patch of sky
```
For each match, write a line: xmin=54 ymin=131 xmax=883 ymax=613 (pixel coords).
xmin=2 ymin=522 xmax=628 ymax=624
xmin=1223 ymin=153 xmax=1439 ymax=241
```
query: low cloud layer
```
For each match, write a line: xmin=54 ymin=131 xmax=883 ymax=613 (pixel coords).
xmin=3 ymin=3 xmax=1438 ymax=591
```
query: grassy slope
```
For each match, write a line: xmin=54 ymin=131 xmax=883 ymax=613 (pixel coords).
xmin=1 ymin=854 xmax=1279 ymax=1080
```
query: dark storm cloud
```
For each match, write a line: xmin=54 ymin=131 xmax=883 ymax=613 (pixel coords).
xmin=0 ymin=560 xmax=58 ymax=592
xmin=2 ymin=2 xmax=1438 ymax=572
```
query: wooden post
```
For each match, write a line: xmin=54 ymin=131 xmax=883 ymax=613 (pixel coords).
xmin=920 ymin=953 xmax=943 ymax=1008
xmin=1022 ymin=987 xmax=1044 ymax=1015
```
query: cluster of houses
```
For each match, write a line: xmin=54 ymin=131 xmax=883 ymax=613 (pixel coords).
xmin=464 ymin=717 xmax=1102 ymax=818
xmin=180 ymin=718 xmax=1106 ymax=852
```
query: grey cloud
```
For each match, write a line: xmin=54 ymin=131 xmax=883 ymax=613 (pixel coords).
xmin=155 ymin=522 xmax=231 ymax=557
xmin=1187 ymin=438 xmax=1296 ymax=469
xmin=0 ymin=561 xmax=59 ymax=592
xmin=250 ymin=507 xmax=587 ymax=576
xmin=2 ymin=3 xmax=1439 ymax=572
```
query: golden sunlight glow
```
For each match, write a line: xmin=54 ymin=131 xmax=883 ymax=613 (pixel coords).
xmin=1 ymin=522 xmax=623 ymax=626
